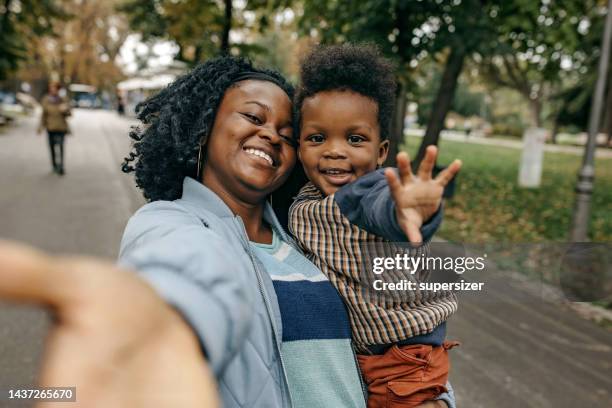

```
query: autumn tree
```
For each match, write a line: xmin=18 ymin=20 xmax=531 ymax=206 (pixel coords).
xmin=119 ymin=0 xmax=234 ymax=64
xmin=14 ymin=0 xmax=129 ymax=95
xmin=0 ymin=0 xmax=68 ymax=80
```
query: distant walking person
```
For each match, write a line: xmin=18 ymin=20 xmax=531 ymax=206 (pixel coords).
xmin=38 ymin=81 xmax=71 ymax=175
xmin=116 ymin=90 xmax=125 ymax=116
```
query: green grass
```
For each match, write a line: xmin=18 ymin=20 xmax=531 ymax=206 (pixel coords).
xmin=403 ymin=136 xmax=612 ymax=242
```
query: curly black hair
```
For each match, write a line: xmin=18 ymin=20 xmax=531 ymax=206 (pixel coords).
xmin=122 ymin=56 xmax=294 ymax=202
xmin=295 ymin=43 xmax=397 ymax=139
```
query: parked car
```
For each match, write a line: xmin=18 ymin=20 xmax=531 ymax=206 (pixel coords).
xmin=69 ymin=84 xmax=100 ymax=109
xmin=0 ymin=91 xmax=26 ymax=124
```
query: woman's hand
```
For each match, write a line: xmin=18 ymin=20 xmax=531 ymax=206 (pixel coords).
xmin=0 ymin=240 xmax=219 ymax=408
xmin=384 ymin=146 xmax=462 ymax=243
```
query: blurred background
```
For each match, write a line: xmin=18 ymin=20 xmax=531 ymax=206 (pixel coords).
xmin=1 ymin=1 xmax=611 ymax=407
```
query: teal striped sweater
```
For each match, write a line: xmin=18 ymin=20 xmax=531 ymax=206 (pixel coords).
xmin=251 ymin=230 xmax=366 ymax=408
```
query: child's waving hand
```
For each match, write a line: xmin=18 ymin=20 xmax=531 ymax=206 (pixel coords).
xmin=384 ymin=145 xmax=462 ymax=243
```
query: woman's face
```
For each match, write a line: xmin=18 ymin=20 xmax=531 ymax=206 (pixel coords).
xmin=202 ymin=80 xmax=296 ymax=204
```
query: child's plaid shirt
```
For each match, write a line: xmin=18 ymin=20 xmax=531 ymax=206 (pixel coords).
xmin=289 ymin=182 xmax=458 ymax=353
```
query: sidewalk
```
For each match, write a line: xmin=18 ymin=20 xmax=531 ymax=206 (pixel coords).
xmin=443 ymin=241 xmax=612 ymax=408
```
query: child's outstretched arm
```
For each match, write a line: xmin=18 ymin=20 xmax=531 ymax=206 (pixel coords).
xmin=334 ymin=146 xmax=461 ymax=243
xmin=385 ymin=146 xmax=462 ymax=243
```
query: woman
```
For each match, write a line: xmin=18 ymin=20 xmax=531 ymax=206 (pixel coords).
xmin=38 ymin=81 xmax=71 ymax=175
xmin=0 ymin=56 xmax=453 ymax=407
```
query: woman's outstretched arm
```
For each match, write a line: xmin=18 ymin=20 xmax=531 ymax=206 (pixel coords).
xmin=0 ymin=240 xmax=219 ymax=408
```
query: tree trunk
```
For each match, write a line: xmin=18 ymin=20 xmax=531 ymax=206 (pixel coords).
xmin=193 ymin=45 xmax=203 ymax=64
xmin=1 ymin=0 xmax=12 ymax=31
xmin=385 ymin=81 xmax=408 ymax=166
xmin=220 ymin=0 xmax=232 ymax=54
xmin=551 ymin=115 xmax=560 ymax=144
xmin=550 ymin=98 xmax=565 ymax=144
xmin=604 ymin=76 xmax=612 ymax=146
xmin=529 ymin=97 xmax=543 ymax=128
xmin=415 ymin=46 xmax=466 ymax=165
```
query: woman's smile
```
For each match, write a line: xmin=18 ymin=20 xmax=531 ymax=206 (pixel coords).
xmin=243 ymin=145 xmax=277 ymax=167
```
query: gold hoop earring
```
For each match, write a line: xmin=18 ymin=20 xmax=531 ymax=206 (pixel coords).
xmin=196 ymin=144 xmax=204 ymax=180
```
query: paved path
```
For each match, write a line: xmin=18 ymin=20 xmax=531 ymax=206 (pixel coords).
xmin=0 ymin=111 xmax=610 ymax=407
xmin=445 ymin=249 xmax=612 ymax=408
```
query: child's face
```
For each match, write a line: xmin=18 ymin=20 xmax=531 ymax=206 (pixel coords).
xmin=299 ymin=90 xmax=389 ymax=196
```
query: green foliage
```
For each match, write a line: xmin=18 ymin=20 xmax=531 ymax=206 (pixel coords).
xmin=452 ymin=83 xmax=487 ymax=118
xmin=242 ymin=0 xmax=293 ymax=32
xmin=0 ymin=0 xmax=70 ymax=80
xmin=478 ymin=0 xmax=606 ymax=126
xmin=403 ymin=136 xmax=612 ymax=242
xmin=248 ymin=30 xmax=296 ymax=80
xmin=490 ymin=121 xmax=525 ymax=138
xmin=551 ymin=3 xmax=610 ymax=131
xmin=118 ymin=0 xmax=297 ymax=64
xmin=416 ymin=67 xmax=488 ymax=124
xmin=554 ymin=81 xmax=594 ymax=130
xmin=117 ymin=0 xmax=169 ymax=39
xmin=299 ymin=0 xmax=498 ymax=82
xmin=118 ymin=0 xmax=229 ymax=64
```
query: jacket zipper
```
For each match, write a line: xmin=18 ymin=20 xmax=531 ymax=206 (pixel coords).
xmin=235 ymin=217 xmax=294 ymax=408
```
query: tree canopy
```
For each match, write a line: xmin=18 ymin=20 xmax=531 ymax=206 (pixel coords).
xmin=0 ymin=0 xmax=69 ymax=80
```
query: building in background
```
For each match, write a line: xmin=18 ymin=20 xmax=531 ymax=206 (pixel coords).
xmin=117 ymin=62 xmax=186 ymax=116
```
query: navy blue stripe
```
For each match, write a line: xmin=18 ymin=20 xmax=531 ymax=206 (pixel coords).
xmin=273 ymin=280 xmax=352 ymax=341
xmin=364 ymin=322 xmax=447 ymax=354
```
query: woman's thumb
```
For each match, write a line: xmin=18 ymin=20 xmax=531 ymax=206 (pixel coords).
xmin=0 ymin=240 xmax=74 ymax=308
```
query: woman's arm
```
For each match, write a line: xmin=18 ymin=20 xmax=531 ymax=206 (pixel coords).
xmin=0 ymin=240 xmax=219 ymax=407
xmin=119 ymin=201 xmax=255 ymax=375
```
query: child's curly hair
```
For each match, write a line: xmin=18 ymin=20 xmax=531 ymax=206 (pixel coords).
xmin=295 ymin=43 xmax=397 ymax=140
xmin=122 ymin=56 xmax=294 ymax=202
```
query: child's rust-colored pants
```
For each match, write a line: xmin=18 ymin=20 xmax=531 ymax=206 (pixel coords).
xmin=357 ymin=341 xmax=458 ymax=408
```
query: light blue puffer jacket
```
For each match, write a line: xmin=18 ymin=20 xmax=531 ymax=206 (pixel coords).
xmin=118 ymin=177 xmax=293 ymax=407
